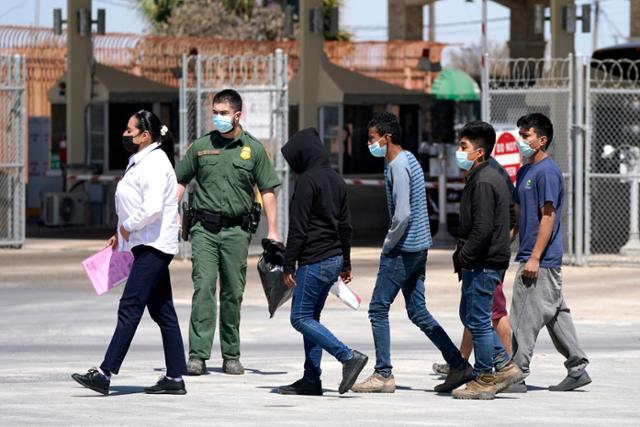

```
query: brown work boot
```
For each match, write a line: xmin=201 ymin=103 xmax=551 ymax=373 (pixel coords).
xmin=493 ymin=361 xmax=525 ymax=393
xmin=350 ymin=372 xmax=396 ymax=393
xmin=451 ymin=374 xmax=497 ymax=400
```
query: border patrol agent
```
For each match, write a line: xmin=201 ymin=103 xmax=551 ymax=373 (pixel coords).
xmin=176 ymin=89 xmax=281 ymax=376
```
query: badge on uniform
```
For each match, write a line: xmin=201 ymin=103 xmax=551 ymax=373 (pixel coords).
xmin=240 ymin=146 xmax=252 ymax=160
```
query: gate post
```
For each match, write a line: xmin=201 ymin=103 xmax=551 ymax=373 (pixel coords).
xmin=574 ymin=55 xmax=585 ymax=266
xmin=481 ymin=53 xmax=489 ymax=122
xmin=274 ymin=48 xmax=289 ymax=241
xmin=0 ymin=55 xmax=26 ymax=248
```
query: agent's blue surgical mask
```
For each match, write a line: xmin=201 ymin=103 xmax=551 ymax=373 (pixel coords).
xmin=212 ymin=113 xmax=236 ymax=134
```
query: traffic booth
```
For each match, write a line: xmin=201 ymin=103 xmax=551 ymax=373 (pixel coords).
xmin=41 ymin=64 xmax=178 ymax=227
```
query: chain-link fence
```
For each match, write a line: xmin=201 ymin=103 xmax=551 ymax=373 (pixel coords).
xmin=0 ymin=55 xmax=26 ymax=248
xmin=484 ymin=56 xmax=575 ymax=262
xmin=585 ymin=59 xmax=640 ymax=265
xmin=178 ymin=50 xmax=289 ymax=258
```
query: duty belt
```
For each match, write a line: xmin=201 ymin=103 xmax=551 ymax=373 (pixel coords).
xmin=194 ymin=209 xmax=249 ymax=233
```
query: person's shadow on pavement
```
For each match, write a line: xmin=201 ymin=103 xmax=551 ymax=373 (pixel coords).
xmin=73 ymin=385 xmax=145 ymax=397
xmin=108 ymin=385 xmax=146 ymax=396
xmin=257 ymin=386 xmax=360 ymax=398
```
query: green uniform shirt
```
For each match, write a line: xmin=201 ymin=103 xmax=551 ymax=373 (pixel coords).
xmin=176 ymin=130 xmax=281 ymax=218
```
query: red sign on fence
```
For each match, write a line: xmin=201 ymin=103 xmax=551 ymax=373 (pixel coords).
xmin=492 ymin=130 xmax=521 ymax=183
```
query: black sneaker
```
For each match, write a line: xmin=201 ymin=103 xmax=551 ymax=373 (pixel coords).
xmin=433 ymin=360 xmax=473 ymax=393
xmin=144 ymin=376 xmax=187 ymax=395
xmin=71 ymin=368 xmax=110 ymax=396
xmin=339 ymin=350 xmax=369 ymax=394
xmin=223 ymin=359 xmax=245 ymax=375
xmin=186 ymin=357 xmax=206 ymax=376
xmin=549 ymin=370 xmax=592 ymax=391
xmin=278 ymin=378 xmax=323 ymax=396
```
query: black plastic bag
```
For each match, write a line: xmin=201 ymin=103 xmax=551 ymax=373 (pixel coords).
xmin=257 ymin=238 xmax=292 ymax=318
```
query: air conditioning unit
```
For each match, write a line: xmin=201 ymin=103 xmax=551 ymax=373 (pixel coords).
xmin=41 ymin=192 xmax=89 ymax=226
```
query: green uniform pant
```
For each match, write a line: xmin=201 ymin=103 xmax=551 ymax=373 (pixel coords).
xmin=189 ymin=222 xmax=250 ymax=361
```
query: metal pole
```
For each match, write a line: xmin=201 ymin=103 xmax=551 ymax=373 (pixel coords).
xmin=584 ymin=58 xmax=592 ymax=262
xmin=178 ymin=53 xmax=187 ymax=159
xmin=481 ymin=0 xmax=489 ymax=121
xmin=592 ymin=0 xmax=600 ymax=51
xmin=574 ymin=55 xmax=584 ymax=265
xmin=275 ymin=48 xmax=289 ymax=241
xmin=564 ymin=54 xmax=574 ymax=262
xmin=195 ymin=55 xmax=202 ymax=137
xmin=20 ymin=56 xmax=26 ymax=246
xmin=428 ymin=1 xmax=436 ymax=42
xmin=481 ymin=0 xmax=488 ymax=58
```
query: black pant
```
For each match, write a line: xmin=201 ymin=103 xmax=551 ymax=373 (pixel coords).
xmin=101 ymin=245 xmax=187 ymax=378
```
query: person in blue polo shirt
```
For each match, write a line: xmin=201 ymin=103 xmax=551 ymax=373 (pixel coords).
xmin=509 ymin=113 xmax=591 ymax=392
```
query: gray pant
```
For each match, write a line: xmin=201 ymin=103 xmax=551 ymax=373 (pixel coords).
xmin=510 ymin=264 xmax=589 ymax=375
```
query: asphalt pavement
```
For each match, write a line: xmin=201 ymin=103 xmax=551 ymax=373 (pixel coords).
xmin=1 ymin=239 xmax=639 ymax=426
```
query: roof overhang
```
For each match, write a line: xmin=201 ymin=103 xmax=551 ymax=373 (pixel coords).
xmin=48 ymin=63 xmax=177 ymax=104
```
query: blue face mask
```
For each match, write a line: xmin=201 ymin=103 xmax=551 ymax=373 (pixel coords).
xmin=368 ymin=137 xmax=387 ymax=158
xmin=455 ymin=150 xmax=478 ymax=171
xmin=212 ymin=114 xmax=235 ymax=134
xmin=517 ymin=139 xmax=537 ymax=159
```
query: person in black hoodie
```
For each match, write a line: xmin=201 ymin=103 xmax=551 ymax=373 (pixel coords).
xmin=450 ymin=121 xmax=524 ymax=400
xmin=277 ymin=128 xmax=368 ymax=396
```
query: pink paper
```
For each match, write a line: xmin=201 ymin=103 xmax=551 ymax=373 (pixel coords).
xmin=81 ymin=246 xmax=134 ymax=295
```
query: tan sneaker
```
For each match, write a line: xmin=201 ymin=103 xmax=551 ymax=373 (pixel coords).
xmin=493 ymin=361 xmax=525 ymax=393
xmin=350 ymin=372 xmax=396 ymax=393
xmin=452 ymin=374 xmax=497 ymax=400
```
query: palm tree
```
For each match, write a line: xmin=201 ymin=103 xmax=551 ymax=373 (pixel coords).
xmin=137 ymin=0 xmax=181 ymax=26
xmin=135 ymin=0 xmax=349 ymax=41
xmin=323 ymin=0 xmax=350 ymax=41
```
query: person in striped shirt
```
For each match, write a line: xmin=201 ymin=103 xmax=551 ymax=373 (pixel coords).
xmin=351 ymin=112 xmax=471 ymax=394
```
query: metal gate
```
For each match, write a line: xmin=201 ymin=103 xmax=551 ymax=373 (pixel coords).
xmin=585 ymin=59 xmax=640 ymax=265
xmin=178 ymin=50 xmax=289 ymax=257
xmin=483 ymin=56 xmax=575 ymax=263
xmin=0 ymin=55 xmax=26 ymax=248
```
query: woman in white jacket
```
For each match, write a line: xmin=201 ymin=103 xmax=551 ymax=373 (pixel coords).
xmin=72 ymin=110 xmax=187 ymax=396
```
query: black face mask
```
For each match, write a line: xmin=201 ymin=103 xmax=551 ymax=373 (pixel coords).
xmin=122 ymin=134 xmax=140 ymax=154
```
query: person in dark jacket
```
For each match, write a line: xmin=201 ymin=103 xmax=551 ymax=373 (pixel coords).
xmin=451 ymin=121 xmax=525 ymax=400
xmin=277 ymin=128 xmax=368 ymax=396
xmin=432 ymin=156 xmax=515 ymax=382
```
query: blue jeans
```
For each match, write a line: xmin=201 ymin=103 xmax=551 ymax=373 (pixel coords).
xmin=290 ymin=255 xmax=353 ymax=383
xmin=460 ymin=267 xmax=511 ymax=376
xmin=369 ymin=250 xmax=465 ymax=377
